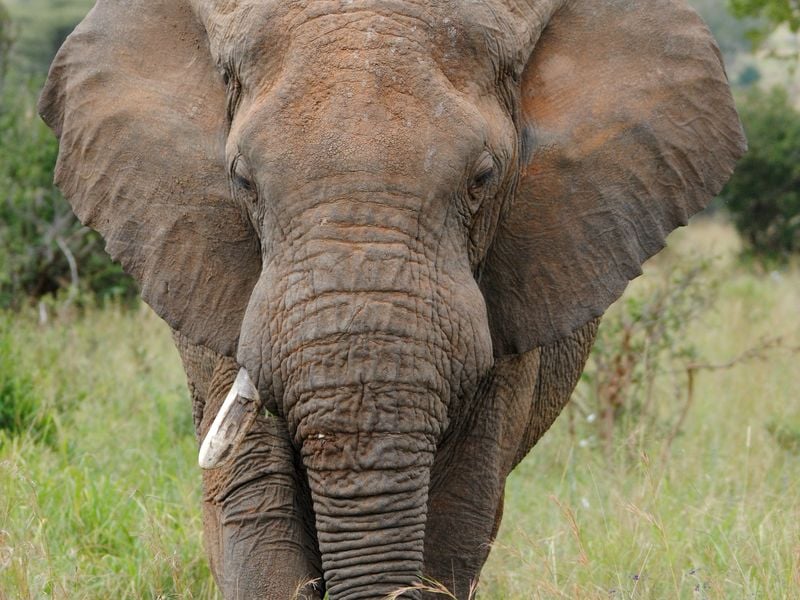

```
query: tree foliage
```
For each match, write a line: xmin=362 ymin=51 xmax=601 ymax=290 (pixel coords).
xmin=730 ymin=0 xmax=800 ymax=32
xmin=0 ymin=2 xmax=12 ymax=84
xmin=721 ymin=87 xmax=800 ymax=257
xmin=729 ymin=0 xmax=800 ymax=53
xmin=0 ymin=75 xmax=137 ymax=308
xmin=690 ymin=0 xmax=759 ymax=65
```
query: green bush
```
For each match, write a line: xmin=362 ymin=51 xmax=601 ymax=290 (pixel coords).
xmin=575 ymin=256 xmax=718 ymax=458
xmin=729 ymin=0 xmax=800 ymax=35
xmin=0 ymin=3 xmax=12 ymax=81
xmin=766 ymin=416 xmax=800 ymax=453
xmin=0 ymin=2 xmax=137 ymax=308
xmin=721 ymin=87 xmax=800 ymax=258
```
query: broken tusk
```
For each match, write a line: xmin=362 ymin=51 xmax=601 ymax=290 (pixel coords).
xmin=198 ymin=368 xmax=260 ymax=470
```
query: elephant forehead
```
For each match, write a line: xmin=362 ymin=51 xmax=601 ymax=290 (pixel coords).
xmin=197 ymin=0 xmax=525 ymax=92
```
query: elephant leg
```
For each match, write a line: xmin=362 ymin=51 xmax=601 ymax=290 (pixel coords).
xmin=172 ymin=333 xmax=322 ymax=599
xmin=422 ymin=350 xmax=542 ymax=598
xmin=421 ymin=318 xmax=600 ymax=598
xmin=510 ymin=318 xmax=600 ymax=468
xmin=423 ymin=438 xmax=508 ymax=598
xmin=200 ymin=360 xmax=323 ymax=600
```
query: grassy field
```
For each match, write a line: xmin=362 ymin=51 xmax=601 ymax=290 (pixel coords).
xmin=1 ymin=219 xmax=798 ymax=599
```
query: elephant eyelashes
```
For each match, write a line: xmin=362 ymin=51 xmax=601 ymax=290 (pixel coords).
xmin=470 ymin=168 xmax=494 ymax=194
xmin=466 ymin=152 xmax=498 ymax=216
xmin=231 ymin=156 xmax=257 ymax=201
xmin=235 ymin=173 xmax=255 ymax=194
xmin=221 ymin=67 xmax=242 ymax=124
xmin=469 ymin=153 xmax=496 ymax=195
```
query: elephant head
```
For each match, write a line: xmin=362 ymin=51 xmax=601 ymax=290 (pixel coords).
xmin=40 ymin=0 xmax=745 ymax=597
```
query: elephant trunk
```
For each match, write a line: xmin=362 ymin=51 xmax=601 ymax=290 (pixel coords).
xmin=303 ymin=429 xmax=434 ymax=599
xmin=277 ymin=238 xmax=449 ymax=597
xmin=283 ymin=305 xmax=443 ymax=598
xmin=231 ymin=202 xmax=491 ymax=596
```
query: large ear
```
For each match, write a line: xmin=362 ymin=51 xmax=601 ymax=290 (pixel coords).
xmin=39 ymin=0 xmax=261 ymax=357
xmin=480 ymin=0 xmax=746 ymax=357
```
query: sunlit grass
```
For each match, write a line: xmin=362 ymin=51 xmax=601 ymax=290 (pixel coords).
xmin=1 ymin=219 xmax=798 ymax=599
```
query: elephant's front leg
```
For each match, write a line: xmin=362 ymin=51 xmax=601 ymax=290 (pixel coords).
xmin=422 ymin=350 xmax=542 ymax=598
xmin=174 ymin=335 xmax=322 ymax=599
xmin=421 ymin=320 xmax=599 ymax=598
xmin=200 ymin=361 xmax=322 ymax=599
xmin=423 ymin=437 xmax=508 ymax=599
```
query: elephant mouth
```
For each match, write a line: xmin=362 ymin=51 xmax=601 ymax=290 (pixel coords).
xmin=198 ymin=367 xmax=260 ymax=469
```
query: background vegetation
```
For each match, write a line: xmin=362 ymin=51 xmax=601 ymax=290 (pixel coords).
xmin=0 ymin=0 xmax=135 ymax=310
xmin=721 ymin=86 xmax=800 ymax=258
xmin=0 ymin=1 xmax=799 ymax=599
xmin=2 ymin=221 xmax=798 ymax=599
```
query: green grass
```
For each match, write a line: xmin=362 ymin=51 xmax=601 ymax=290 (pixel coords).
xmin=0 ymin=304 xmax=216 ymax=599
xmin=482 ymin=221 xmax=800 ymax=599
xmin=1 ymin=219 xmax=799 ymax=599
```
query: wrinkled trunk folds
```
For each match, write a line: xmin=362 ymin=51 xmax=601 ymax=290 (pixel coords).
xmin=282 ymin=281 xmax=444 ymax=598
xmin=304 ymin=431 xmax=434 ymax=599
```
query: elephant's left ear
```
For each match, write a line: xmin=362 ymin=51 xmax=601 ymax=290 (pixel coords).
xmin=39 ymin=0 xmax=261 ymax=357
xmin=480 ymin=0 xmax=746 ymax=357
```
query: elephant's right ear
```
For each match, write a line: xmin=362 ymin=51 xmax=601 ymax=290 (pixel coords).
xmin=39 ymin=0 xmax=261 ymax=357
xmin=481 ymin=0 xmax=747 ymax=357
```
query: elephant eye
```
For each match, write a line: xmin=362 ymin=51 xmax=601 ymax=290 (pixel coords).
xmin=231 ymin=156 xmax=257 ymax=197
xmin=235 ymin=173 xmax=255 ymax=194
xmin=469 ymin=152 xmax=496 ymax=197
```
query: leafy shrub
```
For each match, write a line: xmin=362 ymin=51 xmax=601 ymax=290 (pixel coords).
xmin=574 ymin=256 xmax=719 ymax=458
xmin=720 ymin=87 xmax=800 ymax=258
xmin=0 ymin=2 xmax=136 ymax=308
xmin=0 ymin=2 xmax=12 ymax=82
xmin=737 ymin=64 xmax=762 ymax=86
xmin=729 ymin=0 xmax=800 ymax=36
xmin=766 ymin=417 xmax=800 ymax=453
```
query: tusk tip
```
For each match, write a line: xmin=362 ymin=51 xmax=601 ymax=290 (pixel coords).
xmin=197 ymin=367 xmax=260 ymax=470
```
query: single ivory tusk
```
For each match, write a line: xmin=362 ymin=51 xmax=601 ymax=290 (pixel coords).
xmin=198 ymin=368 xmax=260 ymax=470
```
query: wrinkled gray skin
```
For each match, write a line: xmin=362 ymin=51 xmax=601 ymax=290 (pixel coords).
xmin=40 ymin=0 xmax=745 ymax=597
xmin=172 ymin=321 xmax=597 ymax=598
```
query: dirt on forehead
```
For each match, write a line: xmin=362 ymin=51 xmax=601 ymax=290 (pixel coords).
xmin=201 ymin=0 xmax=532 ymax=87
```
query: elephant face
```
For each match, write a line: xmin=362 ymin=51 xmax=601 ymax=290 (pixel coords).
xmin=40 ymin=0 xmax=745 ymax=596
xmin=222 ymin=3 xmax=527 ymax=434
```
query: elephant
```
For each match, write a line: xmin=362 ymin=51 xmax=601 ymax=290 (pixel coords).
xmin=39 ymin=0 xmax=745 ymax=598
